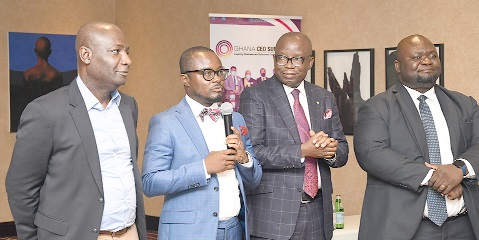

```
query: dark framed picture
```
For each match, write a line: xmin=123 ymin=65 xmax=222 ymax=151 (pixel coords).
xmin=324 ymin=49 xmax=374 ymax=135
xmin=385 ymin=44 xmax=444 ymax=89
xmin=9 ymin=32 xmax=77 ymax=132
xmin=305 ymin=50 xmax=316 ymax=84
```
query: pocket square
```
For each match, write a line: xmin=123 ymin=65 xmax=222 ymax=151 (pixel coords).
xmin=324 ymin=109 xmax=332 ymax=119
xmin=240 ymin=125 xmax=248 ymax=136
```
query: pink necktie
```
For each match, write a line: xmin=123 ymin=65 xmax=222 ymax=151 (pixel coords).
xmin=292 ymin=89 xmax=318 ymax=198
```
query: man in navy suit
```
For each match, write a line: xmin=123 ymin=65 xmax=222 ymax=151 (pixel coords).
xmin=239 ymin=32 xmax=348 ymax=240
xmin=142 ymin=46 xmax=262 ymax=240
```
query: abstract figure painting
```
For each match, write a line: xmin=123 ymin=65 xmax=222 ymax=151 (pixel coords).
xmin=324 ymin=49 xmax=374 ymax=135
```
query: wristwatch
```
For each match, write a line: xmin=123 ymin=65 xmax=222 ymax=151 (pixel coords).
xmin=453 ymin=160 xmax=467 ymax=176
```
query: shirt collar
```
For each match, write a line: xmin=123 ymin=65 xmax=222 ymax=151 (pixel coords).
xmin=184 ymin=95 xmax=219 ymax=119
xmin=403 ymin=84 xmax=438 ymax=103
xmin=283 ymin=81 xmax=306 ymax=97
xmin=76 ymin=76 xmax=121 ymax=110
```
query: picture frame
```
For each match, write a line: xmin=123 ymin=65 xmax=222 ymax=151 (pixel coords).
xmin=9 ymin=32 xmax=77 ymax=132
xmin=305 ymin=50 xmax=316 ymax=84
xmin=385 ymin=44 xmax=444 ymax=90
xmin=324 ymin=48 xmax=374 ymax=135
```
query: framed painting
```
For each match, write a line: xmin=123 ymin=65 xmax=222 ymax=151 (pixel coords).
xmin=9 ymin=32 xmax=77 ymax=132
xmin=324 ymin=49 xmax=374 ymax=135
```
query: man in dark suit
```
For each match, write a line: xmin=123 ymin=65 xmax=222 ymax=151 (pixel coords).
xmin=5 ymin=21 xmax=146 ymax=240
xmin=239 ymin=32 xmax=348 ymax=240
xmin=355 ymin=34 xmax=479 ymax=239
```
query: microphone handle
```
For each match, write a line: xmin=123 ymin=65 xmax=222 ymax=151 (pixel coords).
xmin=223 ymin=114 xmax=234 ymax=150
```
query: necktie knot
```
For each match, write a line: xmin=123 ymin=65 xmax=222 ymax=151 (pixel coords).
xmin=418 ymin=95 xmax=427 ymax=103
xmin=292 ymin=89 xmax=300 ymax=100
xmin=199 ymin=108 xmax=221 ymax=122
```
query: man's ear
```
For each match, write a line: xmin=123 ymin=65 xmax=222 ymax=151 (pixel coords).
xmin=394 ymin=59 xmax=400 ymax=74
xmin=180 ymin=74 xmax=190 ymax=87
xmin=79 ymin=46 xmax=92 ymax=64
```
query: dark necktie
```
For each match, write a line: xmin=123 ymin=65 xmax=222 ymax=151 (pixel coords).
xmin=292 ymin=89 xmax=318 ymax=198
xmin=199 ymin=108 xmax=221 ymax=122
xmin=418 ymin=95 xmax=448 ymax=226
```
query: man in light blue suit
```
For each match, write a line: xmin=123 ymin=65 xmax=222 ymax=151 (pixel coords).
xmin=142 ymin=46 xmax=262 ymax=240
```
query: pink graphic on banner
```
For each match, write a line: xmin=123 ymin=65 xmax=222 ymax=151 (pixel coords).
xmin=216 ymin=40 xmax=233 ymax=58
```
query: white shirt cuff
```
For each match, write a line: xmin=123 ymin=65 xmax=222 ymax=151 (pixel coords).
xmin=240 ymin=151 xmax=254 ymax=168
xmin=203 ymin=159 xmax=211 ymax=179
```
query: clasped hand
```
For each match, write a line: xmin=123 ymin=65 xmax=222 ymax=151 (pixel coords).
xmin=301 ymin=130 xmax=337 ymax=159
xmin=425 ymin=162 xmax=464 ymax=200
xmin=204 ymin=127 xmax=248 ymax=174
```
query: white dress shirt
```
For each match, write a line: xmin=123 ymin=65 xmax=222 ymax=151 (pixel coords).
xmin=185 ymin=95 xmax=252 ymax=221
xmin=77 ymin=77 xmax=136 ymax=231
xmin=404 ymin=85 xmax=476 ymax=217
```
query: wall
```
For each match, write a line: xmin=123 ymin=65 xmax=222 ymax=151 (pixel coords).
xmin=116 ymin=0 xmax=479 ymax=217
xmin=0 ymin=0 xmax=116 ymax=223
xmin=2 ymin=0 xmax=479 ymax=223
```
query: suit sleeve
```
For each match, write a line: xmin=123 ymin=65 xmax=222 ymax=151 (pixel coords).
xmin=457 ymin=96 xmax=479 ymax=176
xmin=354 ymin=101 xmax=430 ymax=192
xmin=6 ymin=102 xmax=53 ymax=240
xmin=326 ymin=95 xmax=348 ymax=168
xmin=239 ymin=88 xmax=304 ymax=169
xmin=234 ymin=114 xmax=262 ymax=190
xmin=142 ymin=114 xmax=208 ymax=197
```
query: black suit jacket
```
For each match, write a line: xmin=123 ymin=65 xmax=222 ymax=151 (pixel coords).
xmin=239 ymin=76 xmax=348 ymax=240
xmin=354 ymin=83 xmax=479 ymax=239
xmin=6 ymin=79 xmax=147 ymax=240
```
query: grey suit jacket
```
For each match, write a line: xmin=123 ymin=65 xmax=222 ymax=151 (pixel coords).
xmin=5 ymin=79 xmax=147 ymax=240
xmin=239 ymin=76 xmax=348 ymax=240
xmin=354 ymin=83 xmax=479 ymax=239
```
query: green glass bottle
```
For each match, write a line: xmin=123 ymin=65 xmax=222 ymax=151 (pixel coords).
xmin=335 ymin=195 xmax=344 ymax=229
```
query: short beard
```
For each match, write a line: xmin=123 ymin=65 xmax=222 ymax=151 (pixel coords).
xmin=416 ymin=74 xmax=439 ymax=84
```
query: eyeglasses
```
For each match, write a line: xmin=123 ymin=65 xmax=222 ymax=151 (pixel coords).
xmin=274 ymin=55 xmax=311 ymax=67
xmin=181 ymin=68 xmax=229 ymax=81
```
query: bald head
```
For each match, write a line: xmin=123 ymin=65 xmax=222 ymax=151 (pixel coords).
xmin=34 ymin=37 xmax=52 ymax=59
xmin=396 ymin=34 xmax=434 ymax=60
xmin=273 ymin=32 xmax=314 ymax=88
xmin=275 ymin=32 xmax=312 ymax=55
xmin=394 ymin=34 xmax=441 ymax=92
xmin=75 ymin=21 xmax=122 ymax=52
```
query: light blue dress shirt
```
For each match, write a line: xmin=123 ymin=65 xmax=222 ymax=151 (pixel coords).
xmin=76 ymin=77 xmax=136 ymax=232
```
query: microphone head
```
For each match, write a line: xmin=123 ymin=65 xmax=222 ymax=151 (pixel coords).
xmin=220 ymin=102 xmax=234 ymax=115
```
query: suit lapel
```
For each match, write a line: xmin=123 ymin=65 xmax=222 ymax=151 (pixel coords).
xmin=119 ymin=97 xmax=137 ymax=161
xmin=393 ymin=84 xmax=430 ymax=161
xmin=304 ymin=81 xmax=322 ymax=132
xmin=267 ymin=76 xmax=301 ymax=143
xmin=176 ymin=98 xmax=210 ymax=158
xmin=436 ymin=87 xmax=460 ymax=157
xmin=68 ymin=79 xmax=103 ymax=194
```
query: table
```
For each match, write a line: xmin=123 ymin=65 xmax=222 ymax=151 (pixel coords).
xmin=332 ymin=215 xmax=360 ymax=240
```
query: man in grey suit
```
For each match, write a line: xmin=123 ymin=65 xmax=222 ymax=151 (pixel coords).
xmin=355 ymin=34 xmax=479 ymax=239
xmin=5 ymin=21 xmax=147 ymax=240
xmin=239 ymin=32 xmax=349 ymax=240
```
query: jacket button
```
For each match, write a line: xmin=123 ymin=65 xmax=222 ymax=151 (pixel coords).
xmin=213 ymin=212 xmax=218 ymax=217
xmin=214 ymin=187 xmax=219 ymax=192
xmin=92 ymin=228 xmax=98 ymax=233
xmin=99 ymin=197 xmax=104 ymax=203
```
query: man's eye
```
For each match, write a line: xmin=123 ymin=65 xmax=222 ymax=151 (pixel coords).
xmin=111 ymin=49 xmax=119 ymax=53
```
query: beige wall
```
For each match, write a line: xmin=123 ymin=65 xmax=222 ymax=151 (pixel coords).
xmin=2 ymin=0 xmax=479 ymax=223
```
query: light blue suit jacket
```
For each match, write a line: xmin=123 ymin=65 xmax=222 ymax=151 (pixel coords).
xmin=142 ymin=97 xmax=262 ymax=240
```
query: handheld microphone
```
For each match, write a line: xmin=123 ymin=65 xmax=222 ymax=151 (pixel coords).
xmin=220 ymin=102 xmax=234 ymax=149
